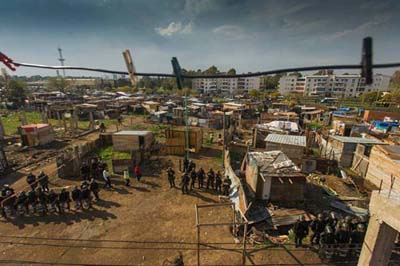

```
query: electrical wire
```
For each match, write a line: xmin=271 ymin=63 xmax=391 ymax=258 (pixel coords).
xmin=12 ymin=61 xmax=400 ymax=79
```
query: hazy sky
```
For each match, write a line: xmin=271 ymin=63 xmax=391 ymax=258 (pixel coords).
xmin=1 ymin=0 xmax=400 ymax=77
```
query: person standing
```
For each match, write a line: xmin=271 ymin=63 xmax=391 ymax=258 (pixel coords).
xmin=181 ymin=172 xmax=190 ymax=194
xmin=102 ymin=167 xmax=112 ymax=188
xmin=90 ymin=158 xmax=99 ymax=179
xmin=123 ymin=168 xmax=130 ymax=187
xmin=310 ymin=213 xmax=326 ymax=245
xmin=167 ymin=167 xmax=176 ymax=188
xmin=134 ymin=165 xmax=142 ymax=182
xmin=183 ymin=158 xmax=189 ymax=172
xmin=215 ymin=171 xmax=222 ymax=193
xmin=38 ymin=171 xmax=49 ymax=192
xmin=89 ymin=178 xmax=100 ymax=201
xmin=80 ymin=162 xmax=90 ymax=181
xmin=206 ymin=168 xmax=215 ymax=190
xmin=58 ymin=188 xmax=71 ymax=211
xmin=293 ymin=215 xmax=309 ymax=247
xmin=190 ymin=170 xmax=197 ymax=190
xmin=26 ymin=173 xmax=37 ymax=190
xmin=197 ymin=168 xmax=205 ymax=189
xmin=222 ymin=177 xmax=231 ymax=196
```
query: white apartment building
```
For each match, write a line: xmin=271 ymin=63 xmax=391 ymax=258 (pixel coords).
xmin=192 ymin=76 xmax=260 ymax=95
xmin=278 ymin=74 xmax=391 ymax=98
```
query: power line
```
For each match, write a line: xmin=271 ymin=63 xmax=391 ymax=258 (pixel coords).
xmin=12 ymin=61 xmax=400 ymax=79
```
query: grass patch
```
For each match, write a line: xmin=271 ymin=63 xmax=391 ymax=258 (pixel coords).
xmin=95 ymin=146 xmax=131 ymax=161
xmin=1 ymin=111 xmax=116 ymax=135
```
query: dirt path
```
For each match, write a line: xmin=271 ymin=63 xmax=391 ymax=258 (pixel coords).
xmin=0 ymin=151 xmax=324 ymax=266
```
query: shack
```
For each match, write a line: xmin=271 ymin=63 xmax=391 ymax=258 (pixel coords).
xmin=112 ymin=130 xmax=154 ymax=152
xmin=264 ymin=134 xmax=306 ymax=165
xmin=363 ymin=110 xmax=400 ymax=122
xmin=165 ymin=127 xmax=203 ymax=155
xmin=325 ymin=135 xmax=386 ymax=167
xmin=19 ymin=123 xmax=54 ymax=147
xmin=365 ymin=145 xmax=400 ymax=193
xmin=142 ymin=101 xmax=160 ymax=113
xmin=242 ymin=151 xmax=306 ymax=202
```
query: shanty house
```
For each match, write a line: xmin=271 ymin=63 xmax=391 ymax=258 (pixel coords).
xmin=365 ymin=145 xmax=400 ymax=194
xmin=112 ymin=130 xmax=154 ymax=152
xmin=264 ymin=134 xmax=306 ymax=165
xmin=242 ymin=151 xmax=306 ymax=202
xmin=19 ymin=123 xmax=54 ymax=147
xmin=165 ymin=127 xmax=203 ymax=155
xmin=325 ymin=136 xmax=386 ymax=167
xmin=142 ymin=101 xmax=160 ymax=113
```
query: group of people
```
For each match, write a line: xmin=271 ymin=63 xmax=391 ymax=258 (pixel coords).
xmin=293 ymin=212 xmax=367 ymax=258
xmin=81 ymin=158 xmax=112 ymax=188
xmin=82 ymin=157 xmax=142 ymax=188
xmin=167 ymin=158 xmax=231 ymax=196
xmin=0 ymin=171 xmax=102 ymax=218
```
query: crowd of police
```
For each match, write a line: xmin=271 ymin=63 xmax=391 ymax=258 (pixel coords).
xmin=0 ymin=157 xmax=109 ymax=219
xmin=166 ymin=158 xmax=231 ymax=196
xmin=293 ymin=212 xmax=368 ymax=259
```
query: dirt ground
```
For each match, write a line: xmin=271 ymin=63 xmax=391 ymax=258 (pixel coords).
xmin=0 ymin=116 xmax=327 ymax=266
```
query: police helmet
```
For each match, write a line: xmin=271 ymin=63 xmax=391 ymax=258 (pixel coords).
xmin=341 ymin=222 xmax=349 ymax=230
xmin=325 ymin=225 xmax=333 ymax=234
xmin=357 ymin=224 xmax=366 ymax=232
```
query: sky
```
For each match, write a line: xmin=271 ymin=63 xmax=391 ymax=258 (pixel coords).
xmin=1 ymin=0 xmax=400 ymax=77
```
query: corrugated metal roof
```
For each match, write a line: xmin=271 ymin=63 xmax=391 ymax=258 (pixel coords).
xmin=264 ymin=134 xmax=306 ymax=147
xmin=329 ymin=135 xmax=386 ymax=144
xmin=114 ymin=130 xmax=151 ymax=136
xmin=248 ymin=151 xmax=301 ymax=175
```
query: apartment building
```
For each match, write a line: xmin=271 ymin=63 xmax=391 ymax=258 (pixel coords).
xmin=192 ymin=76 xmax=260 ymax=95
xmin=278 ymin=74 xmax=391 ymax=97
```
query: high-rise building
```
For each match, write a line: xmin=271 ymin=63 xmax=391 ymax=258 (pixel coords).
xmin=278 ymin=73 xmax=391 ymax=97
xmin=192 ymin=76 xmax=260 ymax=95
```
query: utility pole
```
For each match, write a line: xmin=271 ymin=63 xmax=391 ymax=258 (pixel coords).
xmin=58 ymin=47 xmax=66 ymax=77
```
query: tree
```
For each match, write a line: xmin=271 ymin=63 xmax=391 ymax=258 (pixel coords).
xmin=313 ymin=69 xmax=333 ymax=75
xmin=227 ymin=68 xmax=236 ymax=75
xmin=263 ymin=74 xmax=282 ymax=91
xmin=203 ymin=65 xmax=219 ymax=74
xmin=361 ymin=91 xmax=381 ymax=104
xmin=7 ymin=80 xmax=26 ymax=107
xmin=248 ymin=89 xmax=260 ymax=98
xmin=47 ymin=77 xmax=70 ymax=92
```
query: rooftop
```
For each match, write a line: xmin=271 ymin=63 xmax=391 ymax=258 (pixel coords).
xmin=113 ymin=130 xmax=152 ymax=136
xmin=248 ymin=151 xmax=301 ymax=176
xmin=265 ymin=134 xmax=306 ymax=147
xmin=20 ymin=123 xmax=51 ymax=129
xmin=329 ymin=135 xmax=387 ymax=145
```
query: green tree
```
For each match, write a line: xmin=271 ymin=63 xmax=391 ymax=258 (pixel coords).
xmin=362 ymin=91 xmax=381 ymax=104
xmin=203 ymin=65 xmax=219 ymax=74
xmin=248 ymin=89 xmax=260 ymax=98
xmin=263 ymin=74 xmax=282 ymax=91
xmin=227 ymin=68 xmax=236 ymax=75
xmin=7 ymin=80 xmax=27 ymax=107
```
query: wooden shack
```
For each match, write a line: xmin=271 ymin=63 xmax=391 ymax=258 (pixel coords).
xmin=365 ymin=145 xmax=400 ymax=194
xmin=19 ymin=123 xmax=54 ymax=147
xmin=264 ymin=134 xmax=306 ymax=165
xmin=112 ymin=130 xmax=154 ymax=152
xmin=165 ymin=127 xmax=202 ymax=155
xmin=142 ymin=101 xmax=160 ymax=113
xmin=242 ymin=151 xmax=306 ymax=202
xmin=326 ymin=136 xmax=387 ymax=167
